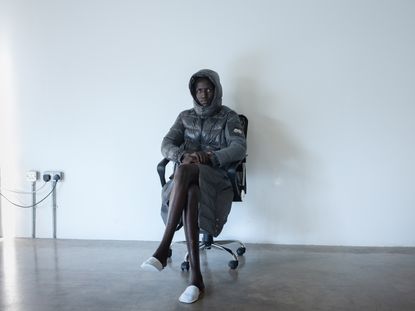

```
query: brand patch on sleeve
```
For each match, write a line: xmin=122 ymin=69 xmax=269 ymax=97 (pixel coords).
xmin=233 ymin=128 xmax=243 ymax=135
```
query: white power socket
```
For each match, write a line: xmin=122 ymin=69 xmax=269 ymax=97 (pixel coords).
xmin=26 ymin=170 xmax=39 ymax=182
xmin=43 ymin=171 xmax=64 ymax=182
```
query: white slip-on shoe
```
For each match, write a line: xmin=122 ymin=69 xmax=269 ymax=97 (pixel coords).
xmin=140 ymin=257 xmax=163 ymax=272
xmin=178 ymin=285 xmax=202 ymax=304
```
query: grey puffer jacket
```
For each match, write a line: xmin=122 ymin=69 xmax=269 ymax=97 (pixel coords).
xmin=161 ymin=69 xmax=246 ymax=168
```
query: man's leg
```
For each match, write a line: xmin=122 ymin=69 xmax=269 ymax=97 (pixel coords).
xmin=183 ymin=184 xmax=204 ymax=290
xmin=151 ymin=164 xmax=199 ymax=266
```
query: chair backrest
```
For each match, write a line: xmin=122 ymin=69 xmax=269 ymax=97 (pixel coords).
xmin=239 ymin=114 xmax=248 ymax=139
xmin=228 ymin=114 xmax=248 ymax=202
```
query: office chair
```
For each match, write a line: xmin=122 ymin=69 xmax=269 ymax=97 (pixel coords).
xmin=157 ymin=115 xmax=248 ymax=270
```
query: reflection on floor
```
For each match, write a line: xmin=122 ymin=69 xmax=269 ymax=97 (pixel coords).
xmin=1 ymin=238 xmax=414 ymax=311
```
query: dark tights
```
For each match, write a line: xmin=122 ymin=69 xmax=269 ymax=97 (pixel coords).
xmin=152 ymin=164 xmax=204 ymax=290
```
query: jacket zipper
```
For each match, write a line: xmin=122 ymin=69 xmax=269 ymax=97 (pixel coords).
xmin=200 ymin=117 xmax=204 ymax=150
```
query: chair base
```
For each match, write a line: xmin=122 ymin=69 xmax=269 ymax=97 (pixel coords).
xmin=170 ymin=233 xmax=246 ymax=270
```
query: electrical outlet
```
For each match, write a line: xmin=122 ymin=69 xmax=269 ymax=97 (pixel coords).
xmin=26 ymin=170 xmax=39 ymax=182
xmin=43 ymin=171 xmax=64 ymax=182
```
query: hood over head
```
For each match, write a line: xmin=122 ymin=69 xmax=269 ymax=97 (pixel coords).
xmin=189 ymin=69 xmax=223 ymax=118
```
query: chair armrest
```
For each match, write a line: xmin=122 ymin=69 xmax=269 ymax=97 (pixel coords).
xmin=157 ymin=158 xmax=170 ymax=186
xmin=227 ymin=160 xmax=245 ymax=202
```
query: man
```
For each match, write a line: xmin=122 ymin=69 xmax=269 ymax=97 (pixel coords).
xmin=141 ymin=69 xmax=246 ymax=303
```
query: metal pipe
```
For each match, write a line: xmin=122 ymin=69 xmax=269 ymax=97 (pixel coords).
xmin=52 ymin=180 xmax=57 ymax=239
xmin=32 ymin=181 xmax=36 ymax=238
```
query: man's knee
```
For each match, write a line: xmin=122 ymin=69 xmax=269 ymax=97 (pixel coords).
xmin=174 ymin=164 xmax=198 ymax=184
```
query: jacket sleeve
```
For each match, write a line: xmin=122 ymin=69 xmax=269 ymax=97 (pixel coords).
xmin=161 ymin=113 xmax=186 ymax=163
xmin=212 ymin=111 xmax=247 ymax=168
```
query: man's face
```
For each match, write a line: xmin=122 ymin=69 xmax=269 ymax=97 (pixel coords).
xmin=195 ymin=78 xmax=214 ymax=106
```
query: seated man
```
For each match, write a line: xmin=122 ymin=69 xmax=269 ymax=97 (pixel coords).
xmin=141 ymin=69 xmax=246 ymax=304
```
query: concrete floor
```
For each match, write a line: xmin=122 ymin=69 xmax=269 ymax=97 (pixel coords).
xmin=1 ymin=239 xmax=414 ymax=311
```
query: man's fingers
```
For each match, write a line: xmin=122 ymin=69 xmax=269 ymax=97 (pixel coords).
xmin=188 ymin=153 xmax=199 ymax=164
xmin=198 ymin=151 xmax=209 ymax=164
xmin=187 ymin=152 xmax=212 ymax=164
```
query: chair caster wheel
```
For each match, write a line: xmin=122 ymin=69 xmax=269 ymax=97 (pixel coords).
xmin=237 ymin=247 xmax=246 ymax=256
xmin=168 ymin=248 xmax=172 ymax=258
xmin=181 ymin=261 xmax=190 ymax=271
xmin=228 ymin=260 xmax=238 ymax=269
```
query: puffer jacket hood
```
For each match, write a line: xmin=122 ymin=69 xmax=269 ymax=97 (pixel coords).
xmin=189 ymin=69 xmax=223 ymax=118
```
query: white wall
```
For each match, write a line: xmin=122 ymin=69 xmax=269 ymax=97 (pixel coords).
xmin=1 ymin=0 xmax=415 ymax=246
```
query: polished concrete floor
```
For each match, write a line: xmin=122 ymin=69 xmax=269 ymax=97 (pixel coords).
xmin=0 ymin=238 xmax=414 ymax=311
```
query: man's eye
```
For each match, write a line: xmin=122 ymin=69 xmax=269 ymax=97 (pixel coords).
xmin=196 ymin=88 xmax=212 ymax=93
